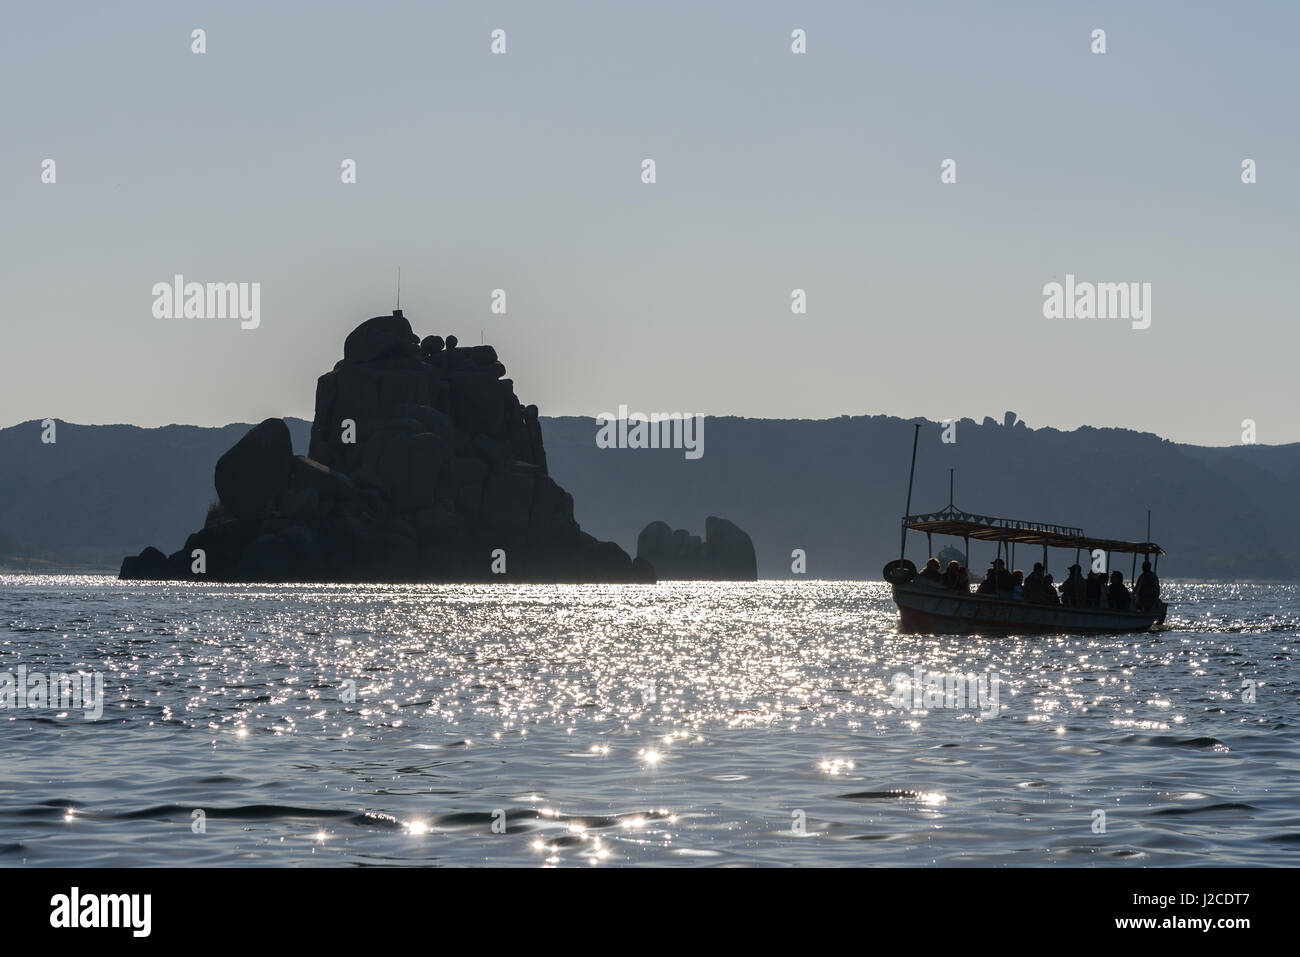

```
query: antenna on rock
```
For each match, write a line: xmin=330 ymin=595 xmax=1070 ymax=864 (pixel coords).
xmin=396 ymin=267 xmax=401 ymax=311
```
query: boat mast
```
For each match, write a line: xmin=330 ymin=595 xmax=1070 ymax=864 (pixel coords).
xmin=899 ymin=423 xmax=921 ymax=561
xmin=1131 ymin=508 xmax=1150 ymax=586
xmin=1142 ymin=509 xmax=1152 ymax=578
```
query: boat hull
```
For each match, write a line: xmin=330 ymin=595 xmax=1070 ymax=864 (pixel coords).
xmin=891 ymin=581 xmax=1166 ymax=634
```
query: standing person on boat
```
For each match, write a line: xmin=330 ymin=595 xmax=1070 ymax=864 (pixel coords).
xmin=1061 ymin=564 xmax=1087 ymax=607
xmin=1135 ymin=561 xmax=1160 ymax=611
xmin=1085 ymin=571 xmax=1104 ymax=607
xmin=1023 ymin=562 xmax=1047 ymax=602
xmin=994 ymin=559 xmax=1014 ymax=594
xmin=1108 ymin=570 xmax=1132 ymax=610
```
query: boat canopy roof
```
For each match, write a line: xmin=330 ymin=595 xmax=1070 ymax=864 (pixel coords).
xmin=903 ymin=505 xmax=1164 ymax=555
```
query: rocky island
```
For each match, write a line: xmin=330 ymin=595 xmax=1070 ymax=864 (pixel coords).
xmin=636 ymin=517 xmax=757 ymax=580
xmin=120 ymin=311 xmax=654 ymax=583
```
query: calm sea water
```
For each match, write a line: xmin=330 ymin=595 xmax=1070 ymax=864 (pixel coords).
xmin=1 ymin=575 xmax=1296 ymax=867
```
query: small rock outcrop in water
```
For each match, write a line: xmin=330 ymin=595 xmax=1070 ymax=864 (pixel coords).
xmin=120 ymin=310 xmax=654 ymax=583
xmin=636 ymin=517 xmax=757 ymax=580
xmin=936 ymin=544 xmax=966 ymax=567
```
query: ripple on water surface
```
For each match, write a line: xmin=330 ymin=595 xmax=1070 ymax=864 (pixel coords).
xmin=0 ymin=577 xmax=1296 ymax=866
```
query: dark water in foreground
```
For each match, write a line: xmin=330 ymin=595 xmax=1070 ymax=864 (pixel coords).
xmin=1 ymin=576 xmax=1296 ymax=867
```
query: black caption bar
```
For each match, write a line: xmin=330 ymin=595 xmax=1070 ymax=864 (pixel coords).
xmin=0 ymin=866 xmax=1275 ymax=944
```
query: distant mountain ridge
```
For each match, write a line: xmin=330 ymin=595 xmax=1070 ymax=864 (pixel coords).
xmin=2 ymin=415 xmax=1297 ymax=580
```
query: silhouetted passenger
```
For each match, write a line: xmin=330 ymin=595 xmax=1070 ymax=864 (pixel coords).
xmin=956 ymin=564 xmax=970 ymax=591
xmin=919 ymin=557 xmax=943 ymax=583
xmin=1023 ymin=562 xmax=1047 ymax=602
xmin=1011 ymin=570 xmax=1024 ymax=600
xmin=1061 ymin=565 xmax=1087 ymax=607
xmin=942 ymin=560 xmax=964 ymax=590
xmin=978 ymin=558 xmax=1013 ymax=596
xmin=1135 ymin=561 xmax=1160 ymax=611
xmin=993 ymin=558 xmax=1014 ymax=593
xmin=1108 ymin=570 xmax=1132 ymax=611
xmin=1085 ymin=571 xmax=1103 ymax=607
xmin=1043 ymin=573 xmax=1060 ymax=604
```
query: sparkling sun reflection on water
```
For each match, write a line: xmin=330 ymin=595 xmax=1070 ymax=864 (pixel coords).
xmin=0 ymin=576 xmax=1297 ymax=866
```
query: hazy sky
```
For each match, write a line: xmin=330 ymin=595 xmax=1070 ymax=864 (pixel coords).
xmin=2 ymin=1 xmax=1296 ymax=446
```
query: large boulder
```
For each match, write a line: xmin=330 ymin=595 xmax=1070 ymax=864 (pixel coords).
xmin=637 ymin=521 xmax=675 ymax=567
xmin=343 ymin=312 xmax=420 ymax=363
xmin=119 ymin=545 xmax=169 ymax=580
xmin=213 ymin=418 xmax=294 ymax=520
xmin=704 ymin=516 xmax=758 ymax=580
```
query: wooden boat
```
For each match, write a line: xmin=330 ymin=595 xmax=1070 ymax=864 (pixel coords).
xmin=884 ymin=425 xmax=1167 ymax=635
xmin=886 ymin=548 xmax=1167 ymax=635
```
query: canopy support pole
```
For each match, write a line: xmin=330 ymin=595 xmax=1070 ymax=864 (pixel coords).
xmin=899 ymin=423 xmax=921 ymax=561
